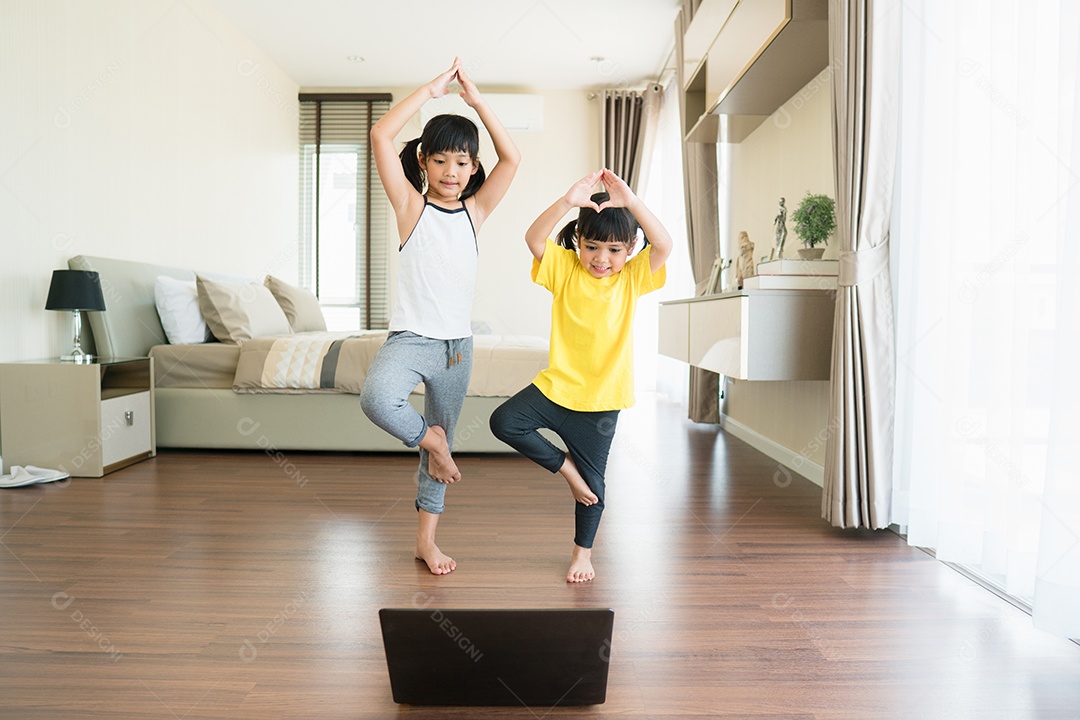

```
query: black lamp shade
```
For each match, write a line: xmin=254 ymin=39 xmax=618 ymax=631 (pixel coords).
xmin=45 ymin=270 xmax=106 ymax=312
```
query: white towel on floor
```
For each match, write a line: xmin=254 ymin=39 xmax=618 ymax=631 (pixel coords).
xmin=0 ymin=466 xmax=70 ymax=488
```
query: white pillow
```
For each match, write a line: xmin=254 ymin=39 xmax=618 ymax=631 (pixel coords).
xmin=154 ymin=275 xmax=211 ymax=344
xmin=196 ymin=275 xmax=292 ymax=344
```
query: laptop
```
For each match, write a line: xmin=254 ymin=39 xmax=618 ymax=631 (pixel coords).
xmin=378 ymin=607 xmax=615 ymax=707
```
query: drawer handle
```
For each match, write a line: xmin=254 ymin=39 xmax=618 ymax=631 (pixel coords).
xmin=125 ymin=410 xmax=134 ymax=426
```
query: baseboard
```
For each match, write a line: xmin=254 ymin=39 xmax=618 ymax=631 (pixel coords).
xmin=718 ymin=413 xmax=824 ymax=487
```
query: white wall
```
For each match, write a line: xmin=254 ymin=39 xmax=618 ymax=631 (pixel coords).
xmin=1 ymin=0 xmax=299 ymax=362
xmin=721 ymin=71 xmax=836 ymax=474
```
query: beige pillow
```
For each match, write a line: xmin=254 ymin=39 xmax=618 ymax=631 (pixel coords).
xmin=196 ymin=275 xmax=292 ymax=344
xmin=264 ymin=275 xmax=326 ymax=332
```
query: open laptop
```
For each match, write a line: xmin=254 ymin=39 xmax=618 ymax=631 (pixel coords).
xmin=378 ymin=608 xmax=614 ymax=707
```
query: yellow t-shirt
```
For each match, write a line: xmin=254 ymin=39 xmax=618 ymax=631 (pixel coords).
xmin=531 ymin=239 xmax=667 ymax=412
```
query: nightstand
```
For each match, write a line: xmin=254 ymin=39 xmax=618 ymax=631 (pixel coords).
xmin=0 ymin=357 xmax=155 ymax=478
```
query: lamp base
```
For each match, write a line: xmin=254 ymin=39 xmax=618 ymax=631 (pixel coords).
xmin=60 ymin=350 xmax=94 ymax=363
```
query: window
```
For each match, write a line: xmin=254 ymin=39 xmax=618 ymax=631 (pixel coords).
xmin=298 ymin=93 xmax=392 ymax=330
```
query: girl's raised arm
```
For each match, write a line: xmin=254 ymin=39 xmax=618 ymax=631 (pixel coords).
xmin=600 ymin=169 xmax=672 ymax=273
xmin=370 ymin=59 xmax=460 ymax=219
xmin=456 ymin=64 xmax=521 ymax=229
xmin=524 ymin=171 xmax=602 ymax=262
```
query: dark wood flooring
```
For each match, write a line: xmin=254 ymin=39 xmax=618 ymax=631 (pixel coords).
xmin=1 ymin=395 xmax=1078 ymax=719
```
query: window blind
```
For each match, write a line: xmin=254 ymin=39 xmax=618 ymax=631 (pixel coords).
xmin=298 ymin=93 xmax=392 ymax=329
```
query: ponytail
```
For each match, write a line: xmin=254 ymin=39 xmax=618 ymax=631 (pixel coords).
xmin=556 ymin=219 xmax=578 ymax=250
xmin=398 ymin=137 xmax=424 ymax=194
xmin=459 ymin=161 xmax=486 ymax=201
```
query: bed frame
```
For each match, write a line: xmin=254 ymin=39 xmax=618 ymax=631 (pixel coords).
xmin=69 ymin=255 xmax=513 ymax=453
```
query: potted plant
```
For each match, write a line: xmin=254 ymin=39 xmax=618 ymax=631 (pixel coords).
xmin=791 ymin=192 xmax=836 ymax=260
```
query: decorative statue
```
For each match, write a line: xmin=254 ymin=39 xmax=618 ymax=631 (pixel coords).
xmin=772 ymin=197 xmax=788 ymax=260
xmin=735 ymin=231 xmax=755 ymax=289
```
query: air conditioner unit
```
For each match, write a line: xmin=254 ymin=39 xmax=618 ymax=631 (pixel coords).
xmin=419 ymin=93 xmax=544 ymax=132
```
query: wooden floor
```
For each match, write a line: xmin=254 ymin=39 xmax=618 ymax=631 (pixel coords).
xmin=1 ymin=395 xmax=1078 ymax=719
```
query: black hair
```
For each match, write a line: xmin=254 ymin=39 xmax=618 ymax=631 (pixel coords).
xmin=399 ymin=113 xmax=487 ymax=200
xmin=555 ymin=192 xmax=644 ymax=251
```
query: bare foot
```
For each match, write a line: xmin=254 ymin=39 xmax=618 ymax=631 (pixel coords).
xmin=416 ymin=540 xmax=457 ymax=575
xmin=567 ymin=545 xmax=594 ymax=583
xmin=559 ymin=454 xmax=598 ymax=505
xmin=416 ymin=510 xmax=455 ymax=575
xmin=421 ymin=425 xmax=460 ymax=483
xmin=412 ymin=544 xmax=455 ymax=578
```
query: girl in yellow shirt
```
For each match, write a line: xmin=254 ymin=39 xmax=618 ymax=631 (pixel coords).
xmin=490 ymin=169 xmax=672 ymax=582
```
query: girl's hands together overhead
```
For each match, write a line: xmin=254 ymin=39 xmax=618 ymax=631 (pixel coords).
xmin=428 ymin=57 xmax=462 ymax=99
xmin=563 ymin=170 xmax=604 ymax=211
xmin=456 ymin=62 xmax=483 ymax=108
xmin=426 ymin=58 xmax=486 ymax=111
xmin=561 ymin=169 xmax=638 ymax=212
xmin=597 ymin=169 xmax=636 ymax=210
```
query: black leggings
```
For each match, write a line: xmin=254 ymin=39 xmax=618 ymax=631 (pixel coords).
xmin=489 ymin=384 xmax=619 ymax=549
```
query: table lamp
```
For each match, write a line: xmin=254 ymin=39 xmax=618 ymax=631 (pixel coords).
xmin=45 ymin=269 xmax=106 ymax=362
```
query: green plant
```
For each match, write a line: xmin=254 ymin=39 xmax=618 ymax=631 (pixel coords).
xmin=791 ymin=192 xmax=836 ymax=248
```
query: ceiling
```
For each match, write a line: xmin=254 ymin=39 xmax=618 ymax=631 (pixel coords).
xmin=210 ymin=0 xmax=683 ymax=90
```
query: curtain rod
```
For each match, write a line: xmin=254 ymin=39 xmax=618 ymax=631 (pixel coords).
xmin=587 ymin=83 xmax=665 ymax=100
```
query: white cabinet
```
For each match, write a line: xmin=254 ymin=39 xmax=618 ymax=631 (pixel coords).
xmin=0 ymin=357 xmax=155 ymax=477
xmin=659 ymin=290 xmax=834 ymax=380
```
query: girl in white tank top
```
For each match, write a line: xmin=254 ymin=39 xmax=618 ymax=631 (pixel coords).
xmin=363 ymin=58 xmax=520 ymax=576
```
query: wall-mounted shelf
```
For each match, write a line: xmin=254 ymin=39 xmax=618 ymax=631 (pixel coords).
xmin=659 ymin=289 xmax=835 ymax=380
xmin=682 ymin=0 xmax=739 ymax=83
xmin=683 ymin=57 xmax=715 ymax=141
xmin=682 ymin=0 xmax=829 ymax=144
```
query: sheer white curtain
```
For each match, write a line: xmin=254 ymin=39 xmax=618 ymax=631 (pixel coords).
xmin=638 ymin=79 xmax=694 ymax=404
xmin=893 ymin=0 xmax=1080 ymax=637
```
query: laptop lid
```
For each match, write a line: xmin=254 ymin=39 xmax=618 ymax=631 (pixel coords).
xmin=378 ymin=607 xmax=614 ymax=707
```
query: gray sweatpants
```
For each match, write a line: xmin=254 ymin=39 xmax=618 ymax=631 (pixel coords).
xmin=359 ymin=331 xmax=473 ymax=514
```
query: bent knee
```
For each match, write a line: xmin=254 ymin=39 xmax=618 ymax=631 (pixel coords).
xmin=360 ymin=386 xmax=406 ymax=422
xmin=489 ymin=404 xmax=516 ymax=441
xmin=359 ymin=386 xmax=380 ymax=419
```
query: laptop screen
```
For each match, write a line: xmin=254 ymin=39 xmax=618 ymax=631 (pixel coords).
xmin=379 ymin=607 xmax=614 ymax=707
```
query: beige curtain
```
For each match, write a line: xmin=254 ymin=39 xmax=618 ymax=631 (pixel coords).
xmin=675 ymin=7 xmax=721 ymax=424
xmin=822 ymin=0 xmax=899 ymax=528
xmin=599 ymin=86 xmax=662 ymax=193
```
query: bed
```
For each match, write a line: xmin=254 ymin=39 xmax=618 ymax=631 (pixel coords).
xmin=68 ymin=255 xmax=548 ymax=453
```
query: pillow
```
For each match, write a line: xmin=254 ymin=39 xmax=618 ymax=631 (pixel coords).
xmin=154 ymin=275 xmax=211 ymax=344
xmin=196 ymin=275 xmax=292 ymax=344
xmin=264 ymin=275 xmax=327 ymax=332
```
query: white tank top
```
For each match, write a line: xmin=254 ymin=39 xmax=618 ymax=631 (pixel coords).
xmin=389 ymin=200 xmax=477 ymax=340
